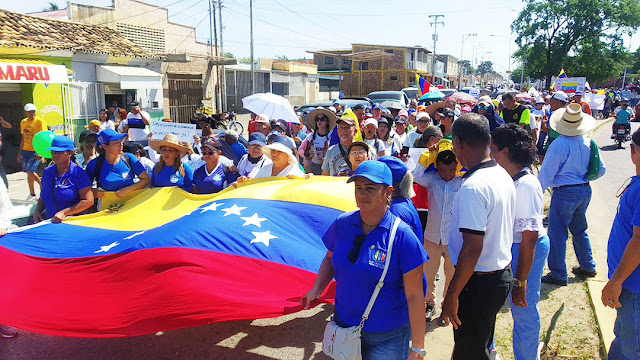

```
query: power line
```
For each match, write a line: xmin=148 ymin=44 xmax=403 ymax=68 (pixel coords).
xmin=224 ymin=7 xmax=345 ymax=47
xmin=270 ymin=0 xmax=351 ymax=42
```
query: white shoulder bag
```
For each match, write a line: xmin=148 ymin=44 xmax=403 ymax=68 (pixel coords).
xmin=322 ymin=217 xmax=401 ymax=360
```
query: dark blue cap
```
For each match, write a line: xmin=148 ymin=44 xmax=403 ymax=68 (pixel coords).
xmin=347 ymin=160 xmax=392 ymax=186
xmin=46 ymin=136 xmax=75 ymax=152
xmin=372 ymin=103 xmax=383 ymax=110
xmin=97 ymin=129 xmax=127 ymax=146
xmin=378 ymin=156 xmax=408 ymax=184
xmin=248 ymin=132 xmax=267 ymax=146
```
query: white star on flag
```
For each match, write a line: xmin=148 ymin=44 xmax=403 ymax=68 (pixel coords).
xmin=221 ymin=204 xmax=247 ymax=217
xmin=240 ymin=213 xmax=267 ymax=227
xmin=200 ymin=202 xmax=224 ymax=213
xmin=123 ymin=231 xmax=145 ymax=240
xmin=250 ymin=231 xmax=278 ymax=247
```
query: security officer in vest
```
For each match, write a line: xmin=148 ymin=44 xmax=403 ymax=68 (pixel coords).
xmin=501 ymin=93 xmax=531 ymax=128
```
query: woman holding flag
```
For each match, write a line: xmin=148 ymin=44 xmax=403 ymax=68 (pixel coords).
xmin=302 ymin=161 xmax=428 ymax=360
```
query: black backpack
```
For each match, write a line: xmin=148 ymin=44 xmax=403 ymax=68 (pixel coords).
xmin=93 ymin=154 xmax=134 ymax=189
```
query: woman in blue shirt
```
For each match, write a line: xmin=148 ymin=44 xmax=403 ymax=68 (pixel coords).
xmin=301 ymin=161 xmax=428 ymax=360
xmin=86 ymin=129 xmax=150 ymax=199
xmin=193 ymin=139 xmax=229 ymax=194
xmin=34 ymin=136 xmax=94 ymax=223
xmin=149 ymin=134 xmax=193 ymax=192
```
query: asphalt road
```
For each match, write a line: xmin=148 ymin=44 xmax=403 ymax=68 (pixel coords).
xmin=586 ymin=119 xmax=639 ymax=276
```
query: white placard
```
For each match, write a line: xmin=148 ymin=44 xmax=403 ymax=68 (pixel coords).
xmin=583 ymin=93 xmax=606 ymax=111
xmin=150 ymin=121 xmax=197 ymax=143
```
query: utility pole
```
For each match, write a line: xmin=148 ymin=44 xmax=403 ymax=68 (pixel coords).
xmin=520 ymin=52 xmax=526 ymax=90
xmin=429 ymin=15 xmax=444 ymax=84
xmin=249 ymin=0 xmax=255 ymax=94
xmin=458 ymin=33 xmax=476 ymax=90
xmin=209 ymin=0 xmax=220 ymax=112
xmin=218 ymin=0 xmax=226 ymax=110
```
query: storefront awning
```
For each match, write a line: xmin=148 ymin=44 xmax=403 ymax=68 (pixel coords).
xmin=96 ymin=65 xmax=162 ymax=89
xmin=0 ymin=58 xmax=69 ymax=84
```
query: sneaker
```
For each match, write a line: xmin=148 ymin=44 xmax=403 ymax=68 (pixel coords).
xmin=0 ymin=325 xmax=18 ymax=338
xmin=541 ymin=273 xmax=567 ymax=286
xmin=611 ymin=134 xmax=616 ymax=139
xmin=25 ymin=194 xmax=38 ymax=202
xmin=572 ymin=266 xmax=597 ymax=278
xmin=425 ymin=304 xmax=435 ymax=322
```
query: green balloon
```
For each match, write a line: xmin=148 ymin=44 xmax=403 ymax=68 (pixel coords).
xmin=32 ymin=131 xmax=56 ymax=159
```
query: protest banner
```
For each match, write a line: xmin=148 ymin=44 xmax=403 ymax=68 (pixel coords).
xmin=553 ymin=77 xmax=587 ymax=95
xmin=151 ymin=121 xmax=197 ymax=143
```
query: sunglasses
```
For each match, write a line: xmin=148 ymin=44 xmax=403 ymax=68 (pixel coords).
xmin=347 ymin=234 xmax=367 ymax=264
xmin=316 ymin=117 xmax=328 ymax=122
xmin=202 ymin=150 xmax=215 ymax=155
xmin=479 ymin=106 xmax=490 ymax=110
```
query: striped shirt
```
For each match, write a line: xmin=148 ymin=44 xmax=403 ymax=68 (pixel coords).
xmin=412 ymin=165 xmax=463 ymax=245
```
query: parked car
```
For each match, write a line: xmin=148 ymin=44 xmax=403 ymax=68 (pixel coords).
xmin=295 ymin=97 xmax=373 ymax=113
xmin=367 ymin=91 xmax=410 ymax=108
xmin=440 ymin=88 xmax=456 ymax=98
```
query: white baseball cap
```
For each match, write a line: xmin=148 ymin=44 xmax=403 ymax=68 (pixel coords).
xmin=24 ymin=103 xmax=36 ymax=112
xmin=551 ymin=91 xmax=568 ymax=103
xmin=416 ymin=112 xmax=431 ymax=122
xmin=363 ymin=118 xmax=378 ymax=129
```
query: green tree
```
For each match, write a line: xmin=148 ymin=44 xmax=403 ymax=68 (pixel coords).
xmin=511 ymin=0 xmax=640 ymax=89
xmin=43 ymin=2 xmax=59 ymax=10
xmin=222 ymin=52 xmax=234 ymax=58
xmin=275 ymin=55 xmax=289 ymax=61
xmin=458 ymin=60 xmax=475 ymax=75
xmin=477 ymin=61 xmax=493 ymax=75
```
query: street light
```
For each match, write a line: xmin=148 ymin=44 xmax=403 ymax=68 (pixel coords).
xmin=458 ymin=33 xmax=476 ymax=90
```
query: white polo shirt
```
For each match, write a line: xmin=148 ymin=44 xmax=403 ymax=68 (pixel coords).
xmin=448 ymin=159 xmax=515 ymax=272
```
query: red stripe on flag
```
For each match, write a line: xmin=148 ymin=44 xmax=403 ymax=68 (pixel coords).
xmin=0 ymin=247 xmax=335 ymax=338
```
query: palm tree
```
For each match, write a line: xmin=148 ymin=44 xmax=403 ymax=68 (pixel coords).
xmin=43 ymin=2 xmax=59 ymax=11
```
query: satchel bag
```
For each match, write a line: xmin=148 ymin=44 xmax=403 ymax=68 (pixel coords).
xmin=321 ymin=217 xmax=401 ymax=360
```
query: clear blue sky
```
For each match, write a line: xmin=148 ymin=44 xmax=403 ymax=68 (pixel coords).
xmin=6 ymin=0 xmax=640 ymax=77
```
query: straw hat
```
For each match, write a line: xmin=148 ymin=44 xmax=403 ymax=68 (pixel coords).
xmin=149 ymin=134 xmax=190 ymax=154
xmin=306 ymin=108 xmax=337 ymax=131
xmin=549 ymin=103 xmax=595 ymax=137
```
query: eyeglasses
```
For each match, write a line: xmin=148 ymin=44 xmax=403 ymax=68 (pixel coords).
xmin=202 ymin=151 xmax=215 ymax=156
xmin=349 ymin=150 xmax=367 ymax=157
xmin=248 ymin=144 xmax=262 ymax=150
xmin=347 ymin=234 xmax=367 ymax=264
xmin=316 ymin=117 xmax=328 ymax=122
xmin=479 ymin=106 xmax=490 ymax=110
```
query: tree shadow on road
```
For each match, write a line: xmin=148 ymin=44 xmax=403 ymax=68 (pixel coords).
xmin=0 ymin=305 xmax=333 ymax=360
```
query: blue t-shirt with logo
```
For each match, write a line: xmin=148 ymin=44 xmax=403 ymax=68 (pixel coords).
xmin=322 ymin=210 xmax=428 ymax=332
xmin=193 ymin=163 xmax=227 ymax=194
xmin=40 ymin=162 xmax=92 ymax=219
xmin=85 ymin=153 xmax=146 ymax=192
xmin=150 ymin=162 xmax=193 ymax=192
xmin=608 ymin=176 xmax=640 ymax=294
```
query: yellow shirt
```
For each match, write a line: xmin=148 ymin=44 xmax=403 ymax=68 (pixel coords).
xmin=20 ymin=116 xmax=47 ymax=152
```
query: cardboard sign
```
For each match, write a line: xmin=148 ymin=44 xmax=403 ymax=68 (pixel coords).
xmin=553 ymin=77 xmax=587 ymax=94
xmin=150 ymin=121 xmax=197 ymax=143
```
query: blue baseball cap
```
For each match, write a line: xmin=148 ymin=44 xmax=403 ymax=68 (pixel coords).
xmin=378 ymin=156 xmax=408 ymax=184
xmin=97 ymin=129 xmax=127 ymax=146
xmin=332 ymin=99 xmax=341 ymax=104
xmin=248 ymin=132 xmax=267 ymax=146
xmin=46 ymin=136 xmax=76 ymax=152
xmin=372 ymin=103 xmax=383 ymax=111
xmin=347 ymin=160 xmax=392 ymax=187
xmin=407 ymin=109 xmax=417 ymax=115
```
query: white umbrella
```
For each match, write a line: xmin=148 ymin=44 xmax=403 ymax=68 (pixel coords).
xmin=241 ymin=92 xmax=299 ymax=124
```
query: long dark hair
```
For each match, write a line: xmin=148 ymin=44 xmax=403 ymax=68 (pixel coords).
xmin=304 ymin=115 xmax=329 ymax=159
xmin=491 ymin=124 xmax=535 ymax=168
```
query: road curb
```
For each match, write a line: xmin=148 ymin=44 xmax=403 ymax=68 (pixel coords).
xmin=593 ymin=117 xmax=615 ymax=133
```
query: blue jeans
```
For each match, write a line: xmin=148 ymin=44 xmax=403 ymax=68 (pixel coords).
xmin=510 ymin=236 xmax=550 ymax=360
xmin=335 ymin=313 xmax=410 ymax=360
xmin=609 ymin=288 xmax=640 ymax=360
xmin=547 ymin=186 xmax=596 ymax=281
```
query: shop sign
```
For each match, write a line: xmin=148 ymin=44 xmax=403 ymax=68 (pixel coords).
xmin=0 ymin=62 xmax=68 ymax=84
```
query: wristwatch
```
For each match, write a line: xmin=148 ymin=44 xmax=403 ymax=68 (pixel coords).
xmin=410 ymin=346 xmax=426 ymax=358
xmin=512 ymin=278 xmax=527 ymax=288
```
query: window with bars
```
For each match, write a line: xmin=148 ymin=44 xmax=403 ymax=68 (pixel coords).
xmin=116 ymin=23 xmax=165 ymax=53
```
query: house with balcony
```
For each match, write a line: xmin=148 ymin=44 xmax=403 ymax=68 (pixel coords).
xmin=310 ymin=44 xmax=432 ymax=97
xmin=438 ymin=54 xmax=460 ymax=89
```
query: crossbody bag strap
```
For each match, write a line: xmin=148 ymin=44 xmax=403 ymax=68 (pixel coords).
xmin=358 ymin=217 xmax=401 ymax=329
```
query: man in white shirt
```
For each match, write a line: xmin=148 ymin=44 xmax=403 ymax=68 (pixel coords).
xmin=441 ymin=113 xmax=516 ymax=359
xmin=118 ymin=101 xmax=150 ymax=142
xmin=406 ymin=112 xmax=431 ymax=148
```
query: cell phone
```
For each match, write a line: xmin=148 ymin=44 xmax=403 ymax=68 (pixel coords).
xmin=401 ymin=146 xmax=410 ymax=156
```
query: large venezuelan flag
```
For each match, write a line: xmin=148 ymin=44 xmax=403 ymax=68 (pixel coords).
xmin=0 ymin=177 xmax=357 ymax=338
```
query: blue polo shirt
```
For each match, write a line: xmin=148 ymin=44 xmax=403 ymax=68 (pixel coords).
xmin=193 ymin=163 xmax=227 ymax=194
xmin=40 ymin=162 xmax=92 ymax=219
xmin=151 ymin=162 xmax=193 ymax=192
xmin=616 ymin=109 xmax=632 ymax=124
xmin=323 ymin=210 xmax=428 ymax=332
xmin=390 ymin=198 xmax=423 ymax=242
xmin=85 ymin=153 xmax=146 ymax=192
xmin=608 ymin=176 xmax=640 ymax=293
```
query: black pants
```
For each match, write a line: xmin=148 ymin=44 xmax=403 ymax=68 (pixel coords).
xmin=453 ymin=266 xmax=512 ymax=360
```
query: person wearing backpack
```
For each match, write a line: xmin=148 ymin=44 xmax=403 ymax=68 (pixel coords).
xmin=85 ymin=129 xmax=150 ymax=200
